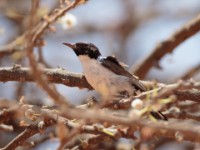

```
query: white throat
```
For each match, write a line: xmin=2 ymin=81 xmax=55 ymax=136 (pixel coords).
xmin=78 ymin=55 xmax=91 ymax=63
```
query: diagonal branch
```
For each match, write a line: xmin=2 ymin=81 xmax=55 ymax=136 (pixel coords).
xmin=24 ymin=0 xmax=88 ymax=107
xmin=0 ymin=0 xmax=87 ymax=58
xmin=131 ymin=13 xmax=200 ymax=79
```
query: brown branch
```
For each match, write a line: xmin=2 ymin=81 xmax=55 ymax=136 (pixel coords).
xmin=26 ymin=46 xmax=71 ymax=107
xmin=105 ymin=80 xmax=200 ymax=109
xmin=0 ymin=104 xmax=57 ymax=150
xmin=1 ymin=67 xmax=200 ymax=91
xmin=70 ymin=135 xmax=107 ymax=150
xmin=42 ymin=108 xmax=136 ymax=141
xmin=166 ymin=110 xmax=200 ymax=121
xmin=1 ymin=67 xmax=200 ymax=107
xmin=0 ymin=66 xmax=92 ymax=89
xmin=1 ymin=127 xmax=39 ymax=150
xmin=1 ymin=120 xmax=55 ymax=150
xmin=0 ymin=106 xmax=18 ymax=124
xmin=0 ymin=0 xmax=86 ymax=56
xmin=175 ymin=90 xmax=200 ymax=102
xmin=61 ymin=108 xmax=200 ymax=143
xmin=3 ymin=101 xmax=200 ymax=149
xmin=131 ymin=13 xmax=200 ymax=79
xmin=57 ymin=127 xmax=82 ymax=150
xmin=0 ymin=44 xmax=24 ymax=58
xmin=24 ymin=0 xmax=88 ymax=107
xmin=26 ymin=0 xmax=84 ymax=46
xmin=0 ymin=104 xmax=134 ymax=150
xmin=0 ymin=124 xmax=13 ymax=132
xmin=0 ymin=0 xmax=88 ymax=107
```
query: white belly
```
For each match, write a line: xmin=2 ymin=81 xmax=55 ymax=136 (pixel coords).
xmin=83 ymin=59 xmax=113 ymax=96
xmin=79 ymin=55 xmax=134 ymax=98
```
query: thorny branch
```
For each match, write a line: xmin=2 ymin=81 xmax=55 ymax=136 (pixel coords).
xmin=0 ymin=67 xmax=92 ymax=89
xmin=131 ymin=13 xmax=200 ymax=79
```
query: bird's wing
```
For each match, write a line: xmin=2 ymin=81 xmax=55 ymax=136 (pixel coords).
xmin=99 ymin=56 xmax=146 ymax=91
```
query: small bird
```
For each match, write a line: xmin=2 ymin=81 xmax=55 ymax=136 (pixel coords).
xmin=63 ymin=42 xmax=146 ymax=102
xmin=63 ymin=42 xmax=167 ymax=120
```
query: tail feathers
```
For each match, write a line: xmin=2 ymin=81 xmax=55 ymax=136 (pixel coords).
xmin=150 ymin=111 xmax=168 ymax=121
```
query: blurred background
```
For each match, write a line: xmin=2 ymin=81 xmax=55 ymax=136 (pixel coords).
xmin=0 ymin=0 xmax=200 ymax=149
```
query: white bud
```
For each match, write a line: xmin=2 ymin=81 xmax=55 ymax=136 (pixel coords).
xmin=131 ymin=98 xmax=143 ymax=110
xmin=57 ymin=13 xmax=77 ymax=30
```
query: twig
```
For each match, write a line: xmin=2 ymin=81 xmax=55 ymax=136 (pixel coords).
xmin=37 ymin=45 xmax=51 ymax=68
xmin=70 ymin=135 xmax=107 ymax=150
xmin=0 ymin=43 xmax=24 ymax=58
xmin=25 ymin=0 xmax=71 ymax=108
xmin=57 ymin=127 xmax=81 ymax=150
xmin=60 ymin=107 xmax=200 ymax=143
xmin=24 ymin=0 xmax=88 ymax=108
xmin=131 ymin=13 xmax=200 ymax=78
xmin=175 ymin=90 xmax=200 ymax=102
xmin=0 ymin=106 xmax=18 ymax=124
xmin=1 ymin=120 xmax=55 ymax=150
xmin=165 ymin=109 xmax=200 ymax=121
xmin=2 ymin=101 xmax=200 ymax=149
xmin=0 ymin=124 xmax=13 ymax=132
xmin=0 ymin=104 xmax=134 ymax=149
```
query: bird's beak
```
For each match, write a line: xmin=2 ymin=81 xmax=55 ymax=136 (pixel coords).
xmin=63 ymin=43 xmax=75 ymax=49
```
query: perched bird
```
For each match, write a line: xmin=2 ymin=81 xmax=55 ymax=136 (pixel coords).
xmin=63 ymin=42 xmax=146 ymax=101
xmin=63 ymin=42 xmax=167 ymax=120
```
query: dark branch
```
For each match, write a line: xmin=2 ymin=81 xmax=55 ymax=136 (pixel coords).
xmin=0 ymin=66 xmax=92 ymax=89
xmin=131 ymin=14 xmax=200 ymax=78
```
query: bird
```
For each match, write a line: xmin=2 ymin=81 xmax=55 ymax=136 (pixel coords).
xmin=63 ymin=42 xmax=146 ymax=102
xmin=63 ymin=42 xmax=167 ymax=121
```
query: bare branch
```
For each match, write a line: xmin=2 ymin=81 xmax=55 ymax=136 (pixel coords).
xmin=1 ymin=67 xmax=200 ymax=107
xmin=0 ymin=67 xmax=92 ymax=89
xmin=1 ymin=120 xmax=55 ymax=150
xmin=24 ymin=0 xmax=88 ymax=107
xmin=131 ymin=13 xmax=200 ymax=78
xmin=175 ymin=90 xmax=200 ymax=102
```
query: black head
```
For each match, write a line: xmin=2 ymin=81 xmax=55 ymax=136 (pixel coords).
xmin=63 ymin=42 xmax=101 ymax=59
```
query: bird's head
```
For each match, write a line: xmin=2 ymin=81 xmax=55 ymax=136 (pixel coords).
xmin=63 ymin=42 xmax=101 ymax=59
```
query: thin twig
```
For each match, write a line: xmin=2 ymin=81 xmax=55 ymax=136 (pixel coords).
xmin=1 ymin=120 xmax=55 ymax=150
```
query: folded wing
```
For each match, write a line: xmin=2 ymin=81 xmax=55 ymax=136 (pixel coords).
xmin=98 ymin=56 xmax=146 ymax=92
